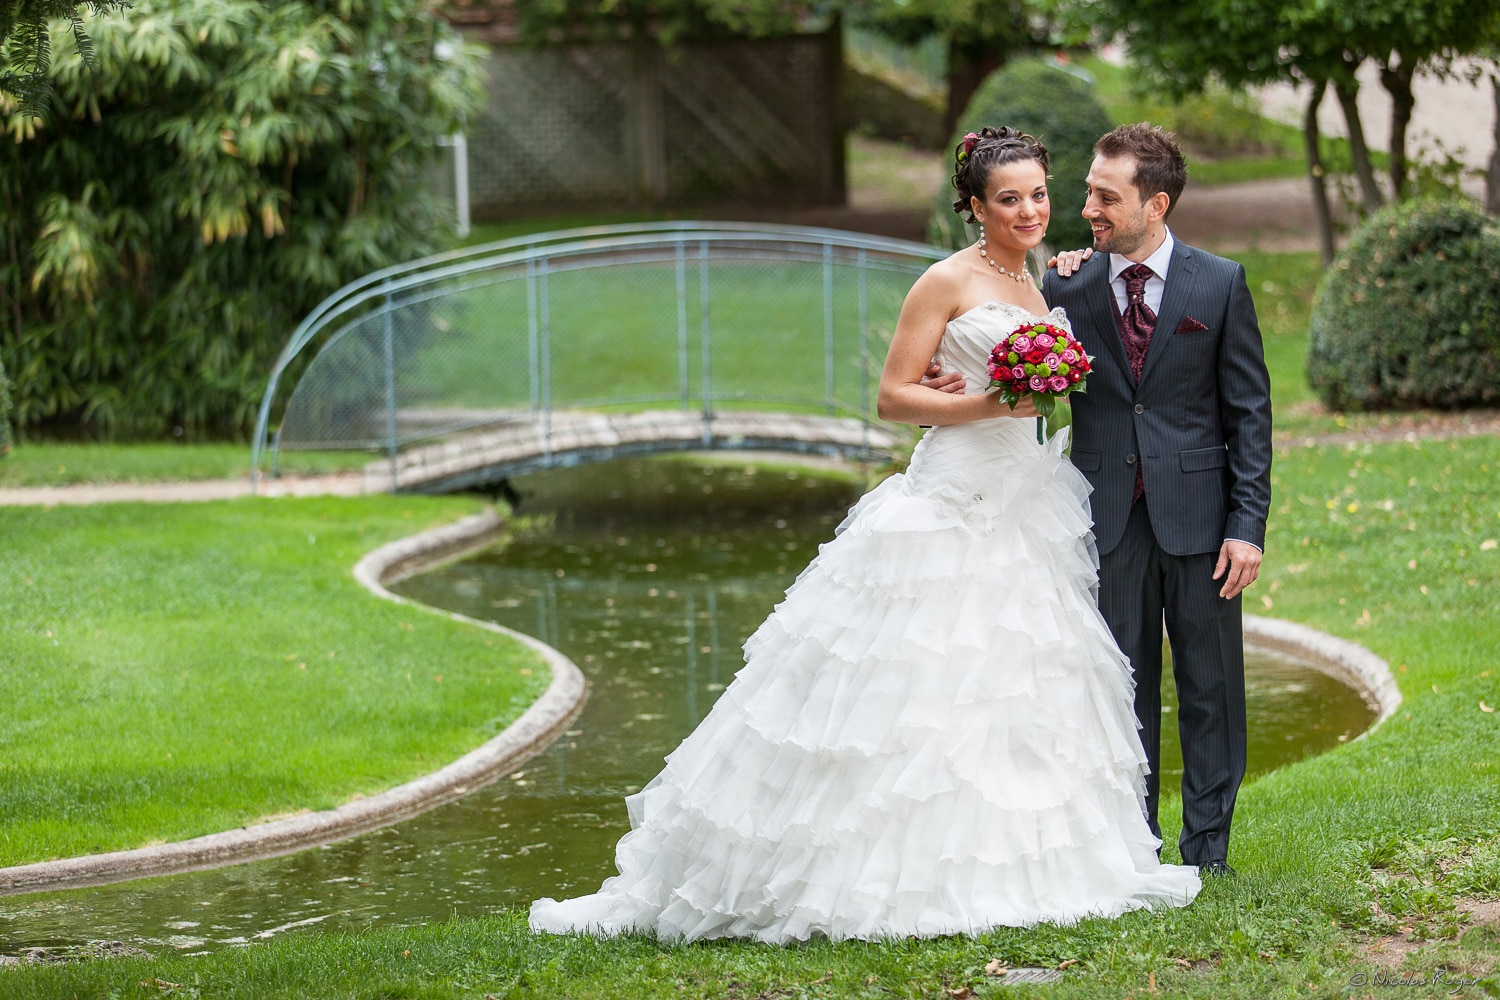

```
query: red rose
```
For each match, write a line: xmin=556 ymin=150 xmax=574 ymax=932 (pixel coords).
xmin=1025 ymin=348 xmax=1048 ymax=364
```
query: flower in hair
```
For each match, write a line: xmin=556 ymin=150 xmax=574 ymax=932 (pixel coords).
xmin=958 ymin=132 xmax=979 ymax=162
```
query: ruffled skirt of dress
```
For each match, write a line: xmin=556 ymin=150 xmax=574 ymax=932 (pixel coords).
xmin=529 ymin=419 xmax=1201 ymax=943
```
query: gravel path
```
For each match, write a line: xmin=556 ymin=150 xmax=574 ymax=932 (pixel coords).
xmin=5 ymin=408 xmax=1499 ymax=509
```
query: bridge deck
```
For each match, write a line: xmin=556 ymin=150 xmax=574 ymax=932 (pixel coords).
xmin=361 ymin=409 xmax=902 ymax=494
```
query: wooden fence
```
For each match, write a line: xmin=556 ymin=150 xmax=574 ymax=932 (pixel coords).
xmin=463 ymin=31 xmax=845 ymax=214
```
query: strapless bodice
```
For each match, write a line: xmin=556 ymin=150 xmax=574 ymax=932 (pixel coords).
xmin=936 ymin=301 xmax=1072 ymax=395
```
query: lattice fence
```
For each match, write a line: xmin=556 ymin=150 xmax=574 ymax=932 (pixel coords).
xmin=465 ymin=32 xmax=844 ymax=214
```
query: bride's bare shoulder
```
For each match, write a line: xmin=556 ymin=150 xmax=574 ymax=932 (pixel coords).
xmin=905 ymin=253 xmax=973 ymax=316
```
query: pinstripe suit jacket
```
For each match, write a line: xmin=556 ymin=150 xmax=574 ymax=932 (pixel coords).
xmin=1042 ymin=242 xmax=1273 ymax=557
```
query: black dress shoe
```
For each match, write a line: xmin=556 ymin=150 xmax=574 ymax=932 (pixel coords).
xmin=1198 ymin=859 xmax=1237 ymax=878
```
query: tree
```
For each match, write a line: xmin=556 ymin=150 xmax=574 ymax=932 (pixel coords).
xmin=0 ymin=0 xmax=129 ymax=117
xmin=2 ymin=0 xmax=484 ymax=436
xmin=1489 ymin=62 xmax=1500 ymax=215
xmin=1303 ymin=0 xmax=1500 ymax=202
xmin=1060 ymin=0 xmax=1500 ymax=263
xmin=1056 ymin=0 xmax=1349 ymax=261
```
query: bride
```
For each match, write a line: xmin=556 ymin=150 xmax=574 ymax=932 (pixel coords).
xmin=529 ymin=126 xmax=1201 ymax=943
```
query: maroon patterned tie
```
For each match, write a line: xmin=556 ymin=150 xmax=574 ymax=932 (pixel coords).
xmin=1119 ymin=263 xmax=1156 ymax=384
xmin=1116 ymin=262 xmax=1156 ymax=505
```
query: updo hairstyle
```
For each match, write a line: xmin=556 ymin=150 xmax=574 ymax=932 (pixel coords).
xmin=950 ymin=126 xmax=1051 ymax=224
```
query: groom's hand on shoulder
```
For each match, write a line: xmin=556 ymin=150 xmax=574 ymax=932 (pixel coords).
xmin=1046 ymin=247 xmax=1094 ymax=279
xmin=1214 ymin=540 xmax=1263 ymax=599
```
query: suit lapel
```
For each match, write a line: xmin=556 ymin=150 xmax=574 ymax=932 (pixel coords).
xmin=1138 ymin=242 xmax=1197 ymax=388
xmin=1080 ymin=255 xmax=1130 ymax=379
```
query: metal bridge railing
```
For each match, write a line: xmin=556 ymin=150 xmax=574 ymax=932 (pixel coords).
xmin=250 ymin=223 xmax=947 ymax=490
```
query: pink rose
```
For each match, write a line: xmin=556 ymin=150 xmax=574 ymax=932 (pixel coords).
xmin=1012 ymin=335 xmax=1033 ymax=353
xmin=1034 ymin=332 xmax=1056 ymax=349
xmin=1061 ymin=348 xmax=1080 ymax=364
xmin=1028 ymin=375 xmax=1047 ymax=392
xmin=1048 ymin=375 xmax=1069 ymax=392
xmin=1045 ymin=354 xmax=1061 ymax=372
xmin=1011 ymin=364 xmax=1026 ymax=380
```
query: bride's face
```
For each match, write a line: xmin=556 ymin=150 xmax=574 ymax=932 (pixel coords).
xmin=971 ymin=160 xmax=1050 ymax=252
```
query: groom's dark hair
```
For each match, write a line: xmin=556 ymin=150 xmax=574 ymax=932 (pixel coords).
xmin=1095 ymin=124 xmax=1187 ymax=218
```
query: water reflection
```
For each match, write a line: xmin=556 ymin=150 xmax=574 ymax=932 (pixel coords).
xmin=0 ymin=456 xmax=1375 ymax=955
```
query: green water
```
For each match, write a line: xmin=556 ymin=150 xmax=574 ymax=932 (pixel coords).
xmin=0 ymin=456 xmax=1375 ymax=956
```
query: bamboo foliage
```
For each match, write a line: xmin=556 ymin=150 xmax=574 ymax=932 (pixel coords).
xmin=1 ymin=0 xmax=484 ymax=436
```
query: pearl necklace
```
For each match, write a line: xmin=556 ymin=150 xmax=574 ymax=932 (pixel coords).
xmin=978 ymin=226 xmax=1033 ymax=284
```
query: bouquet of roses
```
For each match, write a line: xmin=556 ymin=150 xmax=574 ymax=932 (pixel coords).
xmin=986 ymin=320 xmax=1092 ymax=421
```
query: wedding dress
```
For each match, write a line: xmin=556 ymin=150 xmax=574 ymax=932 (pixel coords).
xmin=529 ymin=301 xmax=1201 ymax=943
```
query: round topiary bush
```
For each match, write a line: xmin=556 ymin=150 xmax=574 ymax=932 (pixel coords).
xmin=927 ymin=59 xmax=1112 ymax=253
xmin=1307 ymin=198 xmax=1500 ymax=411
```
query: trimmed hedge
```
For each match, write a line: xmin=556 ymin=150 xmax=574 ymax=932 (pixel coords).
xmin=927 ymin=60 xmax=1111 ymax=253
xmin=1307 ymin=198 xmax=1500 ymax=411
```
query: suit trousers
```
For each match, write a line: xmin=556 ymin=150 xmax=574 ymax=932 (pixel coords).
xmin=1098 ymin=499 xmax=1247 ymax=865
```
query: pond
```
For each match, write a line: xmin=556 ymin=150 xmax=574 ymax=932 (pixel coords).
xmin=0 ymin=456 xmax=1376 ymax=956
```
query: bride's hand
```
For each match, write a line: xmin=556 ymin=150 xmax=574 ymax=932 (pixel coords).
xmin=922 ymin=361 xmax=966 ymax=394
xmin=1045 ymin=247 xmax=1094 ymax=277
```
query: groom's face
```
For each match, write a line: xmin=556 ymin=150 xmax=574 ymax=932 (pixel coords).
xmin=1083 ymin=155 xmax=1152 ymax=257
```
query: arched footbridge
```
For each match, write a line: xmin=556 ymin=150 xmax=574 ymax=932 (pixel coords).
xmin=252 ymin=223 xmax=948 ymax=493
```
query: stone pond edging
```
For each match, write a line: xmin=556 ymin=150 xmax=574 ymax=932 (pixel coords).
xmin=0 ymin=509 xmax=588 ymax=897
xmin=1244 ymin=613 xmax=1402 ymax=733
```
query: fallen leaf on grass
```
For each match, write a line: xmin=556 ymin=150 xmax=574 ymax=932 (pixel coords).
xmin=947 ymin=988 xmax=972 ymax=999
xmin=809 ymin=971 xmax=832 ymax=985
xmin=141 ymin=981 xmax=181 ymax=991
xmin=1172 ymin=958 xmax=1192 ymax=968
xmin=1481 ymin=539 xmax=1497 ymax=550
xmin=1148 ymin=971 xmax=1158 ymax=992
xmin=984 ymin=958 xmax=1009 ymax=976
xmin=1481 ymin=701 xmax=1494 ymax=713
xmin=1058 ymin=959 xmax=1080 ymax=970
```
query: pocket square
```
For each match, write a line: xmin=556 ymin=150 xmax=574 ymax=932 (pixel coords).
xmin=1175 ymin=316 xmax=1209 ymax=334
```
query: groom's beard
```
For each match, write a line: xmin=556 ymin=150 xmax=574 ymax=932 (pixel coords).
xmin=1091 ymin=210 xmax=1152 ymax=257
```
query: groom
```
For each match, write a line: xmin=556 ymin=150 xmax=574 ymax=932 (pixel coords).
xmin=1047 ymin=124 xmax=1272 ymax=874
xmin=928 ymin=123 xmax=1272 ymax=872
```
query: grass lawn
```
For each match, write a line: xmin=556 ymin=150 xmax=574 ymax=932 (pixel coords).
xmin=0 ymin=495 xmax=548 ymax=866
xmin=4 ymin=435 xmax=1498 ymax=998
xmin=0 ymin=442 xmax=371 ymax=488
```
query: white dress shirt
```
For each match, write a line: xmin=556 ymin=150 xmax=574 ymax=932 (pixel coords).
xmin=1107 ymin=229 xmax=1175 ymax=316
